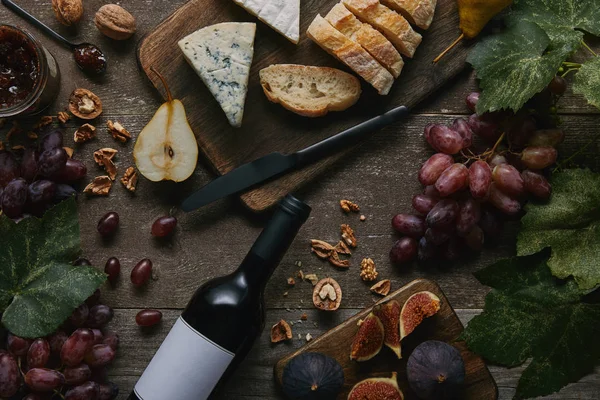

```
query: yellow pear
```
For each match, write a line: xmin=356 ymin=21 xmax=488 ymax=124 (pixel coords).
xmin=134 ymin=68 xmax=199 ymax=182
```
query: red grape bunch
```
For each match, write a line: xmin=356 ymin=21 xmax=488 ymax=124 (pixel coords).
xmin=0 ymin=128 xmax=87 ymax=220
xmin=390 ymin=90 xmax=563 ymax=266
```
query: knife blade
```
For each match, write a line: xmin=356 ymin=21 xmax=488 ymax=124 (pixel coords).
xmin=181 ymin=105 xmax=409 ymax=212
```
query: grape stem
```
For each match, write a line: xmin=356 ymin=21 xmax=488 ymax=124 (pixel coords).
xmin=484 ymin=132 xmax=507 ymax=162
xmin=581 ymin=40 xmax=598 ymax=57
xmin=561 ymin=68 xmax=579 ymax=78
xmin=554 ymin=131 xmax=600 ymax=172
xmin=54 ymin=389 xmax=66 ymax=399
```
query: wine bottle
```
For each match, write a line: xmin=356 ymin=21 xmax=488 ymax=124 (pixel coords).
xmin=128 ymin=195 xmax=311 ymax=400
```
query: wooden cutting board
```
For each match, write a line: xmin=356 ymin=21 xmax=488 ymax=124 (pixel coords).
xmin=274 ymin=279 xmax=497 ymax=400
xmin=137 ymin=0 xmax=472 ymax=212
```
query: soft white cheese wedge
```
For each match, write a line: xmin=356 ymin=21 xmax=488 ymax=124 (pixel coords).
xmin=178 ymin=23 xmax=256 ymax=128
xmin=233 ymin=0 xmax=300 ymax=44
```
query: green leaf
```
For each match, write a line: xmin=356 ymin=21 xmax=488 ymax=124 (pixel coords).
xmin=517 ymin=169 xmax=600 ymax=290
xmin=462 ymin=251 xmax=600 ymax=399
xmin=573 ymin=57 xmax=600 ymax=109
xmin=468 ymin=21 xmax=571 ymax=114
xmin=0 ymin=199 xmax=106 ymax=338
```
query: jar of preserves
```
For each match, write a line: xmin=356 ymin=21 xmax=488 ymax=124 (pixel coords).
xmin=0 ymin=25 xmax=61 ymax=118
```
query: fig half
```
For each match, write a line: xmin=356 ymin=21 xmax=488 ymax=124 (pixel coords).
xmin=282 ymin=352 xmax=345 ymax=400
xmin=373 ymin=300 xmax=402 ymax=359
xmin=348 ymin=372 xmax=404 ymax=400
xmin=400 ymin=291 xmax=441 ymax=339
xmin=350 ymin=312 xmax=384 ymax=362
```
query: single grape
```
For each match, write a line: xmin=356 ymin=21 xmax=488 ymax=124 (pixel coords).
xmin=479 ymin=208 xmax=504 ymax=238
xmin=98 ymin=381 xmax=119 ymax=400
xmin=488 ymin=183 xmax=521 ymax=215
xmin=131 ymin=259 xmax=153 ymax=286
xmin=27 ymin=338 xmax=50 ymax=369
xmin=87 ymin=305 xmax=114 ymax=328
xmin=0 ymin=151 xmax=20 ymax=187
xmin=464 ymin=226 xmax=485 ymax=252
xmin=54 ymin=183 xmax=78 ymax=203
xmin=425 ymin=227 xmax=451 ymax=245
xmin=419 ymin=153 xmax=454 ymax=186
xmin=102 ymin=332 xmax=119 ymax=351
xmin=391 ymin=214 xmax=426 ymax=238
xmin=47 ymin=330 xmax=67 ymax=355
xmin=428 ymin=125 xmax=463 ymax=154
xmin=151 ymin=216 xmax=178 ymax=237
xmin=521 ymin=146 xmax=558 ymax=169
xmin=64 ymin=363 xmax=92 ymax=385
xmin=52 ymin=158 xmax=87 ymax=183
xmin=104 ymin=258 xmax=121 ymax=284
xmin=442 ymin=237 xmax=462 ymax=261
xmin=24 ymin=368 xmax=64 ymax=392
xmin=97 ymin=212 xmax=120 ymax=237
xmin=65 ymin=381 xmax=100 ymax=400
xmin=1 ymin=178 xmax=28 ymax=218
xmin=84 ymin=344 xmax=116 ymax=367
xmin=412 ymin=194 xmax=438 ymax=215
xmin=0 ymin=352 xmax=20 ymax=397
xmin=136 ymin=309 xmax=163 ymax=327
xmin=92 ymin=329 xmax=104 ymax=345
xmin=389 ymin=237 xmax=418 ymax=264
xmin=7 ymin=333 xmax=31 ymax=356
xmin=456 ymin=197 xmax=481 ymax=237
xmin=20 ymin=148 xmax=39 ymax=182
xmin=38 ymin=148 xmax=68 ymax=178
xmin=423 ymin=124 xmax=436 ymax=150
xmin=435 ymin=163 xmax=469 ymax=197
xmin=548 ymin=75 xmax=567 ymax=95
xmin=39 ymin=130 xmax=63 ymax=152
xmin=528 ymin=129 xmax=565 ymax=147
xmin=492 ymin=164 xmax=525 ymax=197
xmin=73 ymin=258 xmax=92 ymax=266
xmin=521 ymin=170 xmax=552 ymax=200
xmin=466 ymin=92 xmax=480 ymax=113
xmin=426 ymin=199 xmax=459 ymax=230
xmin=489 ymin=154 xmax=508 ymax=168
xmin=452 ymin=118 xmax=473 ymax=149
xmin=467 ymin=114 xmax=501 ymax=143
xmin=60 ymin=328 xmax=95 ymax=367
xmin=417 ymin=237 xmax=438 ymax=266
xmin=27 ymin=180 xmax=56 ymax=216
xmin=70 ymin=303 xmax=90 ymax=327
xmin=468 ymin=161 xmax=492 ymax=200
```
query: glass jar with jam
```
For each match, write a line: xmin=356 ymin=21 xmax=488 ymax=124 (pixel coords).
xmin=0 ymin=25 xmax=61 ymax=118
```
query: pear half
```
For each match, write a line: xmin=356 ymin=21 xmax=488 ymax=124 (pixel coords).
xmin=134 ymin=69 xmax=199 ymax=182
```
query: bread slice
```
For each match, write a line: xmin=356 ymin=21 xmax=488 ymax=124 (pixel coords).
xmin=380 ymin=0 xmax=437 ymax=30
xmin=342 ymin=0 xmax=422 ymax=58
xmin=325 ymin=3 xmax=404 ymax=78
xmin=307 ymin=15 xmax=394 ymax=95
xmin=259 ymin=64 xmax=361 ymax=117
xmin=233 ymin=0 xmax=300 ymax=44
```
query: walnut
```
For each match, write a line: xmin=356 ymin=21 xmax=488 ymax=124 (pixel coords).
xmin=95 ymin=4 xmax=137 ymax=40
xmin=300 ymin=313 xmax=308 ymax=321
xmin=103 ymin=158 xmax=117 ymax=181
xmin=69 ymin=89 xmax=103 ymax=120
xmin=52 ymin=0 xmax=83 ymax=26
xmin=305 ymin=333 xmax=313 ymax=342
xmin=310 ymin=239 xmax=336 ymax=259
xmin=11 ymin=145 xmax=25 ymax=151
xmin=312 ymin=278 xmax=342 ymax=311
xmin=57 ymin=111 xmax=70 ymax=124
xmin=360 ymin=215 xmax=366 ymax=222
xmin=360 ymin=258 xmax=378 ymax=282
xmin=304 ymin=273 xmax=319 ymax=286
xmin=107 ymin=120 xmax=131 ymax=142
xmin=93 ymin=148 xmax=118 ymax=166
xmin=74 ymin=123 xmax=97 ymax=143
xmin=328 ymin=251 xmax=350 ymax=268
xmin=84 ymin=176 xmax=112 ymax=196
xmin=63 ymin=147 xmax=74 ymax=158
xmin=120 ymin=167 xmax=138 ymax=192
xmin=287 ymin=277 xmax=296 ymax=286
xmin=270 ymin=320 xmax=292 ymax=343
xmin=340 ymin=199 xmax=360 ymax=213
xmin=370 ymin=280 xmax=391 ymax=296
xmin=296 ymin=270 xmax=304 ymax=280
xmin=27 ymin=131 xmax=38 ymax=140
xmin=341 ymin=224 xmax=357 ymax=248
xmin=334 ymin=241 xmax=351 ymax=255
xmin=34 ymin=116 xmax=54 ymax=130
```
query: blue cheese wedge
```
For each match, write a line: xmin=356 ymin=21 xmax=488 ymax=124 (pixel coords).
xmin=233 ymin=0 xmax=300 ymax=44
xmin=178 ymin=23 xmax=256 ymax=127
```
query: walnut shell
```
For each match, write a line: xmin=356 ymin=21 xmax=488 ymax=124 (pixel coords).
xmin=52 ymin=0 xmax=83 ymax=26
xmin=95 ymin=4 xmax=136 ymax=40
xmin=69 ymin=89 xmax=103 ymax=120
xmin=313 ymin=278 xmax=342 ymax=311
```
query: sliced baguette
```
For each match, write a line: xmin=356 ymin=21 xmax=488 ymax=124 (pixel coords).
xmin=325 ymin=3 xmax=404 ymax=78
xmin=307 ymin=15 xmax=394 ymax=95
xmin=342 ymin=0 xmax=422 ymax=58
xmin=259 ymin=64 xmax=361 ymax=117
xmin=380 ymin=0 xmax=437 ymax=30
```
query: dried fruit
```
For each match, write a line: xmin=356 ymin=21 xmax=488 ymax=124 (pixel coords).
xmin=282 ymin=353 xmax=344 ymax=400
xmin=350 ymin=312 xmax=384 ymax=362
xmin=373 ymin=300 xmax=402 ymax=358
xmin=312 ymin=278 xmax=342 ymax=311
xmin=107 ymin=120 xmax=132 ymax=143
xmin=270 ymin=320 xmax=292 ymax=343
xmin=370 ymin=280 xmax=391 ymax=296
xmin=120 ymin=166 xmax=138 ymax=192
xmin=407 ymin=341 xmax=465 ymax=400
xmin=360 ymin=258 xmax=378 ymax=282
xmin=73 ymin=123 xmax=96 ymax=143
xmin=52 ymin=0 xmax=83 ymax=26
xmin=340 ymin=199 xmax=360 ymax=213
xmin=95 ymin=4 xmax=137 ymax=40
xmin=348 ymin=373 xmax=404 ymax=400
xmin=69 ymin=89 xmax=103 ymax=120
xmin=341 ymin=224 xmax=357 ymax=247
xmin=400 ymin=291 xmax=441 ymax=339
xmin=83 ymin=176 xmax=112 ymax=196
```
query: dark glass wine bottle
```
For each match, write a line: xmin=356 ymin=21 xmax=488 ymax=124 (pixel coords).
xmin=128 ymin=195 xmax=311 ymax=400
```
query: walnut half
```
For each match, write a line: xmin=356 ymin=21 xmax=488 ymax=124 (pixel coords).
xmin=74 ymin=123 xmax=96 ymax=143
xmin=84 ymin=176 xmax=112 ymax=196
xmin=270 ymin=320 xmax=292 ymax=343
xmin=120 ymin=167 xmax=138 ymax=192
xmin=69 ymin=89 xmax=103 ymax=120
xmin=340 ymin=199 xmax=360 ymax=213
xmin=360 ymin=258 xmax=378 ymax=282
xmin=312 ymin=278 xmax=342 ymax=311
xmin=107 ymin=120 xmax=131 ymax=142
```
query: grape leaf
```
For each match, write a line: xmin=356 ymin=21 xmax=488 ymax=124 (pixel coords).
xmin=517 ymin=169 xmax=600 ymax=290
xmin=0 ymin=198 xmax=106 ymax=338
xmin=468 ymin=21 xmax=572 ymax=114
xmin=462 ymin=250 xmax=600 ymax=399
xmin=573 ymin=57 xmax=600 ymax=109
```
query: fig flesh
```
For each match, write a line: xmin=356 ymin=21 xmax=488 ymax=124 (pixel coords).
xmin=282 ymin=352 xmax=344 ymax=400
xmin=400 ymin=291 xmax=441 ymax=339
xmin=373 ymin=300 xmax=402 ymax=359
xmin=350 ymin=312 xmax=384 ymax=362
xmin=348 ymin=372 xmax=404 ymax=400
xmin=407 ymin=340 xmax=465 ymax=400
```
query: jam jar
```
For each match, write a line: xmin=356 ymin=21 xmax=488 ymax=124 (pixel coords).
xmin=0 ymin=25 xmax=61 ymax=118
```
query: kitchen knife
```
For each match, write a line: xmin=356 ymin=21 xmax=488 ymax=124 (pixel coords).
xmin=181 ymin=105 xmax=409 ymax=212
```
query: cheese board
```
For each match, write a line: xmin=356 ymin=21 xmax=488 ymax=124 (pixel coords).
xmin=274 ymin=279 xmax=498 ymax=399
xmin=137 ymin=0 xmax=473 ymax=212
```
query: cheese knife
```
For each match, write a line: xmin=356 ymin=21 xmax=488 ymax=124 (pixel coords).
xmin=181 ymin=105 xmax=409 ymax=212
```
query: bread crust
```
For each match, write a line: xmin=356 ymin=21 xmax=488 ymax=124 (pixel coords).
xmin=380 ymin=0 xmax=438 ymax=30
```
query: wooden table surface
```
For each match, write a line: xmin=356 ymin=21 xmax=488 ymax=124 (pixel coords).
xmin=2 ymin=1 xmax=599 ymax=399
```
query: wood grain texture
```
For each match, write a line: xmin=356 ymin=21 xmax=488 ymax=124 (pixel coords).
xmin=273 ymin=279 xmax=497 ymax=400
xmin=137 ymin=0 xmax=473 ymax=212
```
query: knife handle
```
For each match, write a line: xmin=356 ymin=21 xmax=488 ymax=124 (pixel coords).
xmin=295 ymin=105 xmax=409 ymax=166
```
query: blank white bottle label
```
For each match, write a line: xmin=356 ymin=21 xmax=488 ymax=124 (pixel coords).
xmin=134 ymin=316 xmax=234 ymax=400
